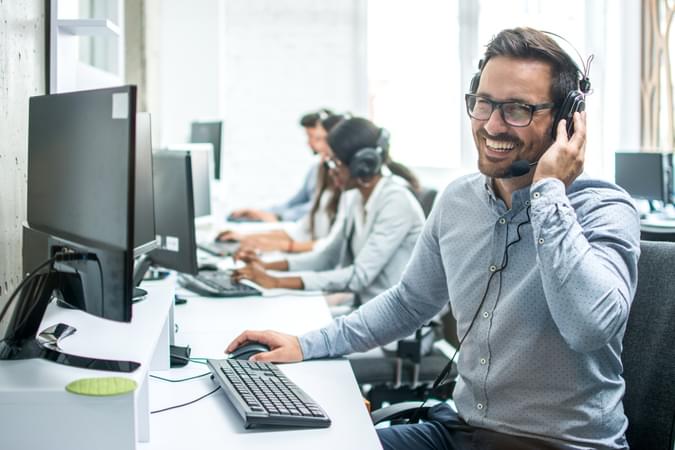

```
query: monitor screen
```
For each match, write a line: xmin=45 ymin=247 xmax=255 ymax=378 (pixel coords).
xmin=190 ymin=121 xmax=223 ymax=180
xmin=150 ymin=151 xmax=199 ymax=275
xmin=134 ymin=112 xmax=159 ymax=255
xmin=615 ymin=152 xmax=668 ymax=203
xmin=27 ymin=86 xmax=136 ymax=250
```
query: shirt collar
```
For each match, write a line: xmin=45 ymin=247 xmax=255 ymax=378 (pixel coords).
xmin=482 ymin=174 xmax=531 ymax=214
xmin=363 ymin=175 xmax=390 ymax=215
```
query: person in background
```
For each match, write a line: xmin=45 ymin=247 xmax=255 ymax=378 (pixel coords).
xmin=231 ymin=117 xmax=425 ymax=305
xmin=226 ymin=28 xmax=640 ymax=450
xmin=227 ymin=108 xmax=333 ymax=222
xmin=218 ymin=114 xmax=347 ymax=253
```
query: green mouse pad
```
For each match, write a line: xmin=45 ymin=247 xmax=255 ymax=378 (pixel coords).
xmin=66 ymin=377 xmax=137 ymax=397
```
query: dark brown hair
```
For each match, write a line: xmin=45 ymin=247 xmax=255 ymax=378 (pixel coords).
xmin=482 ymin=27 xmax=580 ymax=105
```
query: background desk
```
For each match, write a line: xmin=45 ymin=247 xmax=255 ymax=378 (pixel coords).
xmin=139 ymin=293 xmax=383 ymax=450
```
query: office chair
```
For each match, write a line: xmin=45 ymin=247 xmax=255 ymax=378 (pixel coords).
xmin=371 ymin=240 xmax=675 ymax=450
xmin=350 ymin=308 xmax=458 ymax=410
xmin=415 ymin=187 xmax=438 ymax=218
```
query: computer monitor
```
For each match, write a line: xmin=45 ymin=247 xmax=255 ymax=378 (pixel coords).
xmin=190 ymin=121 xmax=223 ymax=180
xmin=2 ymin=86 xmax=140 ymax=371
xmin=134 ymin=112 xmax=159 ymax=255
xmin=148 ymin=150 xmax=199 ymax=275
xmin=615 ymin=152 xmax=671 ymax=203
xmin=189 ymin=148 xmax=212 ymax=218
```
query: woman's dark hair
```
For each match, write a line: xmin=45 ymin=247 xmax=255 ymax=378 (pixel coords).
xmin=482 ymin=27 xmax=580 ymax=106
xmin=328 ymin=117 xmax=420 ymax=192
xmin=320 ymin=113 xmax=347 ymax=133
xmin=308 ymin=113 xmax=347 ymax=238
xmin=299 ymin=108 xmax=334 ymax=128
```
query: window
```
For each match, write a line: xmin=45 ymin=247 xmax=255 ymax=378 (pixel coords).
xmin=367 ymin=0 xmax=461 ymax=168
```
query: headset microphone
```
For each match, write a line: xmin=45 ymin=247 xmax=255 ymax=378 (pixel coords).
xmin=508 ymin=160 xmax=536 ymax=178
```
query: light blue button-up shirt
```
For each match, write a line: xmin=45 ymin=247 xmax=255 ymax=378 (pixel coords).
xmin=300 ymin=173 xmax=641 ymax=449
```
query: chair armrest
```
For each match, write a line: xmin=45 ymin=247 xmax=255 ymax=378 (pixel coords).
xmin=371 ymin=402 xmax=429 ymax=425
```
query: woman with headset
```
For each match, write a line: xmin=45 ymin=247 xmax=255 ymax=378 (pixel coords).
xmin=216 ymin=114 xmax=347 ymax=253
xmin=232 ymin=117 xmax=425 ymax=304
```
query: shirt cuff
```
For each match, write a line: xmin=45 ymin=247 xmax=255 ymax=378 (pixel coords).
xmin=298 ymin=328 xmax=330 ymax=360
xmin=530 ymin=177 xmax=567 ymax=207
xmin=297 ymin=272 xmax=322 ymax=291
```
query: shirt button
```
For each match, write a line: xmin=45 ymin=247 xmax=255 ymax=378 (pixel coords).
xmin=482 ymin=311 xmax=489 ymax=319
xmin=477 ymin=403 xmax=484 ymax=410
xmin=525 ymin=200 xmax=531 ymax=206
xmin=532 ymin=192 xmax=541 ymax=199
xmin=498 ymin=218 xmax=506 ymax=225
xmin=489 ymin=265 xmax=497 ymax=272
xmin=538 ymin=238 xmax=545 ymax=245
xmin=480 ymin=358 xmax=487 ymax=365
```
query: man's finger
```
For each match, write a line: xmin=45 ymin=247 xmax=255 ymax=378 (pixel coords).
xmin=226 ymin=330 xmax=272 ymax=353
xmin=569 ymin=111 xmax=587 ymax=153
xmin=555 ymin=118 xmax=569 ymax=144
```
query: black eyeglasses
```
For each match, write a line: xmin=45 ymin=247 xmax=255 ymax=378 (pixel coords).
xmin=465 ymin=94 xmax=556 ymax=127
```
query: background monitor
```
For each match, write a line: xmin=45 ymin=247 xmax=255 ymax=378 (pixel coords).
xmin=189 ymin=148 xmax=212 ymax=218
xmin=615 ymin=152 xmax=671 ymax=204
xmin=149 ymin=150 xmax=199 ymax=275
xmin=25 ymin=85 xmax=137 ymax=324
xmin=134 ymin=112 xmax=159 ymax=256
xmin=190 ymin=121 xmax=223 ymax=180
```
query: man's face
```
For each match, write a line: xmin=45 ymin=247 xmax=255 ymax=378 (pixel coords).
xmin=305 ymin=125 xmax=329 ymax=156
xmin=471 ymin=56 xmax=556 ymax=179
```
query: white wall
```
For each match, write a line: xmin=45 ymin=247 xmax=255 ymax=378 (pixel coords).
xmin=146 ymin=0 xmax=368 ymax=213
xmin=0 ymin=1 xmax=46 ymax=326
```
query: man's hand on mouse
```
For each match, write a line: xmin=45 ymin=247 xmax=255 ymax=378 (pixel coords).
xmin=226 ymin=330 xmax=303 ymax=363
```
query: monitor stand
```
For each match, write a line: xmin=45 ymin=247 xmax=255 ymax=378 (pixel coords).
xmin=0 ymin=272 xmax=140 ymax=372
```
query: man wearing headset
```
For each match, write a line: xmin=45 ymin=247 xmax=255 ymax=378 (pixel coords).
xmin=228 ymin=109 xmax=333 ymax=222
xmin=227 ymin=28 xmax=640 ymax=450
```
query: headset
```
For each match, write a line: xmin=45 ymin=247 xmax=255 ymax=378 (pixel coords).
xmin=348 ymin=128 xmax=391 ymax=180
xmin=468 ymin=31 xmax=593 ymax=177
xmin=317 ymin=109 xmax=330 ymax=122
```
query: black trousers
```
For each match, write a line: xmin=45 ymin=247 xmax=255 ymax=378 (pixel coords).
xmin=377 ymin=403 xmax=576 ymax=450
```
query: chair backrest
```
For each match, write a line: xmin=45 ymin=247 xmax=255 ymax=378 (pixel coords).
xmin=622 ymin=240 xmax=675 ymax=450
xmin=416 ymin=187 xmax=438 ymax=218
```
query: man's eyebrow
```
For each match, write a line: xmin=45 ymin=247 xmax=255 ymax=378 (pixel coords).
xmin=476 ymin=93 xmax=540 ymax=104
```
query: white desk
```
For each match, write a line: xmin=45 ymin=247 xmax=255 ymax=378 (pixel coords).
xmin=0 ymin=275 xmax=176 ymax=450
xmin=139 ymin=294 xmax=383 ymax=450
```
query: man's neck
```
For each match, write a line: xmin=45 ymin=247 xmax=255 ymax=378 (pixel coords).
xmin=493 ymin=173 xmax=534 ymax=209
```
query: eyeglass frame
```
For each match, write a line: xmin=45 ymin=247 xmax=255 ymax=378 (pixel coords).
xmin=464 ymin=93 xmax=557 ymax=127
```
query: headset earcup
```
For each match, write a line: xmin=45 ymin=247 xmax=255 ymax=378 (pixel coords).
xmin=551 ymin=91 xmax=585 ymax=139
xmin=349 ymin=148 xmax=382 ymax=179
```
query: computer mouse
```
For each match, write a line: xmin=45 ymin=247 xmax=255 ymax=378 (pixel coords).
xmin=214 ymin=235 xmax=239 ymax=243
xmin=198 ymin=262 xmax=219 ymax=271
xmin=229 ymin=341 xmax=271 ymax=360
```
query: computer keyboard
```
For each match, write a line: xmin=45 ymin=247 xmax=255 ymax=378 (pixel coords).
xmin=197 ymin=241 xmax=239 ymax=257
xmin=178 ymin=271 xmax=261 ymax=297
xmin=207 ymin=358 xmax=331 ymax=429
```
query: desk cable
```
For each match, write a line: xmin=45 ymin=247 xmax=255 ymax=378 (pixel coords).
xmin=150 ymin=385 xmax=221 ymax=415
